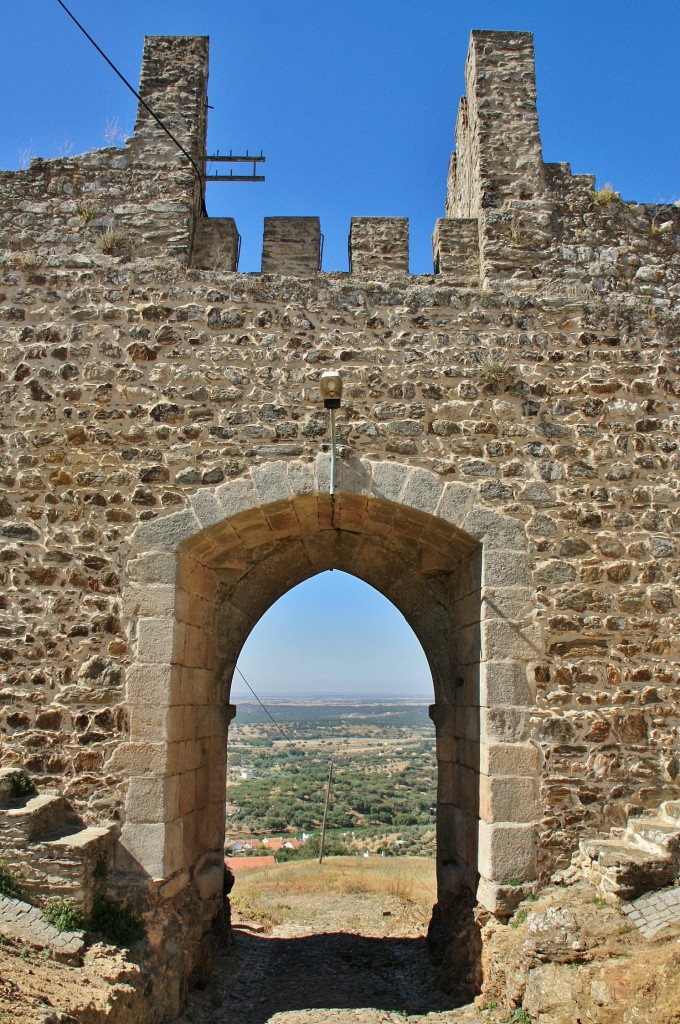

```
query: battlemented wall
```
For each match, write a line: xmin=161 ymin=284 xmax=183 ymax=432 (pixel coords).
xmin=0 ymin=27 xmax=679 ymax=1011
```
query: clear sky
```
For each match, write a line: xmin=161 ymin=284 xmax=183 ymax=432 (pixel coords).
xmin=2 ymin=2 xmax=678 ymax=699
xmin=234 ymin=571 xmax=433 ymax=700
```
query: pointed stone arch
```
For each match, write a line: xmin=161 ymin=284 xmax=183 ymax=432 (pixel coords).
xmin=115 ymin=456 xmax=541 ymax=917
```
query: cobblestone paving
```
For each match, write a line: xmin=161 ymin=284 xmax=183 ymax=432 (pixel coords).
xmin=621 ymin=885 xmax=680 ymax=939
xmin=0 ymin=895 xmax=84 ymax=963
xmin=175 ymin=926 xmax=480 ymax=1024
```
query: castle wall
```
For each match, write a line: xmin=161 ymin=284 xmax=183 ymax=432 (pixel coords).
xmin=0 ymin=26 xmax=679 ymax=1009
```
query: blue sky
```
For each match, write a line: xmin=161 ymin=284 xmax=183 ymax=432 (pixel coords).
xmin=235 ymin=571 xmax=433 ymax=699
xmin=2 ymin=2 xmax=677 ymax=698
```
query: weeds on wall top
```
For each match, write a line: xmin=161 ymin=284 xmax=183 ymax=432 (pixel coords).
xmin=592 ymin=182 xmax=621 ymax=207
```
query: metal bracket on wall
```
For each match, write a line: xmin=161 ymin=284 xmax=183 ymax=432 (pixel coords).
xmin=204 ymin=150 xmax=266 ymax=182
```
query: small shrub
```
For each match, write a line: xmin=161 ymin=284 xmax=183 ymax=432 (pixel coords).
xmin=96 ymin=229 xmax=128 ymax=255
xmin=89 ymin=896 xmax=145 ymax=947
xmin=9 ymin=774 xmax=36 ymax=799
xmin=14 ymin=252 xmax=40 ymax=271
xmin=510 ymin=907 xmax=528 ymax=929
xmin=479 ymin=359 xmax=511 ymax=385
xmin=592 ymin=182 xmax=620 ymax=207
xmin=483 ymin=998 xmax=498 ymax=1010
xmin=509 ymin=1010 xmax=535 ymax=1024
xmin=76 ymin=200 xmax=99 ymax=225
xmin=0 ymin=866 xmax=22 ymax=899
xmin=43 ymin=898 xmax=85 ymax=933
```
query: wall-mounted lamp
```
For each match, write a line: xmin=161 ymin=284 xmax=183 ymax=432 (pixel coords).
xmin=319 ymin=370 xmax=342 ymax=495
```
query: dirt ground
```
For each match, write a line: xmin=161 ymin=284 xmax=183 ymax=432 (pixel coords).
xmin=0 ymin=939 xmax=143 ymax=1024
xmin=2 ymin=860 xmax=680 ymax=1024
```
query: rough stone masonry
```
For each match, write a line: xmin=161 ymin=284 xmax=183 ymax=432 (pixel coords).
xmin=0 ymin=28 xmax=678 ymax=1015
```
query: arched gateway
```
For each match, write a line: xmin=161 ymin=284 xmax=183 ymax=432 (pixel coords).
xmin=116 ymin=457 xmax=541 ymax=928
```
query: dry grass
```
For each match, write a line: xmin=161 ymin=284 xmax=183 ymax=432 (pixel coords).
xmin=230 ymin=855 xmax=437 ymax=931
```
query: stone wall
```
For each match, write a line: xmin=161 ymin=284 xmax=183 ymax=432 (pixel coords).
xmin=0 ymin=26 xmax=679 ymax=1012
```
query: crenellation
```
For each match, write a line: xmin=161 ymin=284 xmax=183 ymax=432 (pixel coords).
xmin=349 ymin=217 xmax=409 ymax=277
xmin=261 ymin=216 xmax=321 ymax=275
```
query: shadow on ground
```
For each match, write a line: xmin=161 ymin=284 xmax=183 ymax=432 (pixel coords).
xmin=197 ymin=927 xmax=463 ymax=1024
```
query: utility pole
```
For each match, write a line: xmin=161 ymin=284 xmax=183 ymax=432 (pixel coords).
xmin=318 ymin=761 xmax=334 ymax=864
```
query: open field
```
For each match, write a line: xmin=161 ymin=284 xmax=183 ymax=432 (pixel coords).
xmin=226 ymin=700 xmax=437 ymax=849
xmin=229 ymin=855 xmax=438 ymax=932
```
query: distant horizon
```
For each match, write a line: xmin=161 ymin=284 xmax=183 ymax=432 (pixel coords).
xmin=230 ymin=691 xmax=433 ymax=704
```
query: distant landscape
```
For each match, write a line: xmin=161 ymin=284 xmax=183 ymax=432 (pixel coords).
xmin=226 ymin=698 xmax=437 ymax=857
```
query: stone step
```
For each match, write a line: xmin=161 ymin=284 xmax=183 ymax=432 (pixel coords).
xmin=3 ymin=793 xmax=81 ymax=842
xmin=660 ymin=800 xmax=680 ymax=826
xmin=7 ymin=825 xmax=114 ymax=914
xmin=577 ymin=836 xmax=676 ymax=901
xmin=626 ymin=815 xmax=680 ymax=858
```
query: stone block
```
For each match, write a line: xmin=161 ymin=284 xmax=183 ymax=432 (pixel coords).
xmin=129 ymin=704 xmax=171 ymax=742
xmin=127 ymin=552 xmax=178 ymax=585
xmin=480 ymin=742 xmax=541 ymax=777
xmin=287 ymin=459 xmax=316 ymax=497
xmin=482 ymin=586 xmax=534 ymax=622
xmin=436 ymin=482 xmax=476 ymax=529
xmin=480 ymin=774 xmax=542 ymax=823
xmin=476 ymin=877 xmax=537 ymax=916
xmin=336 ymin=457 xmax=372 ymax=496
xmin=164 ymin=818 xmax=185 ymax=877
xmin=481 ymin=661 xmax=534 ymax=707
xmin=481 ymin=706 xmax=531 ymax=743
xmin=215 ymin=476 xmax=258 ymax=519
xmin=127 ymin=776 xmax=180 ymax=824
xmin=482 ymin=550 xmax=532 ymax=587
xmin=120 ymin=821 xmax=168 ymax=878
xmin=463 ymin=507 xmax=527 ymax=551
xmin=400 ymin=467 xmax=444 ymax=515
xmin=438 ymin=761 xmax=460 ymax=805
xmin=179 ymin=771 xmax=197 ymax=817
xmin=126 ymin=663 xmax=180 ymax=706
xmin=478 ymin=821 xmax=537 ymax=883
xmin=123 ymin=584 xmax=176 ymax=618
xmin=108 ymin=741 xmax=168 ymax=776
xmin=190 ymin=489 xmax=225 ymax=528
xmin=131 ymin=510 xmax=201 ymax=553
xmin=251 ymin=460 xmax=292 ymax=506
xmin=482 ymin=619 xmax=541 ymax=661
xmin=369 ymin=461 xmax=409 ymax=504
xmin=175 ymin=589 xmax=213 ymax=630
xmin=458 ymin=764 xmax=480 ymax=817
xmin=450 ymin=623 xmax=481 ymax=665
xmin=137 ymin=617 xmax=182 ymax=664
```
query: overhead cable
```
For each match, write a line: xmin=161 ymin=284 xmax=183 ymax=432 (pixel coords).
xmin=54 ymin=0 xmax=208 ymax=213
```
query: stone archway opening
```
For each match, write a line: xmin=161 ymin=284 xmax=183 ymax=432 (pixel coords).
xmin=227 ymin=567 xmax=437 ymax=855
xmin=118 ymin=457 xmax=540 ymax=991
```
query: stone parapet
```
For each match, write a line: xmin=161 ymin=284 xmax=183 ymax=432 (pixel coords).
xmin=261 ymin=216 xmax=321 ymax=275
xmin=349 ymin=217 xmax=409 ymax=276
